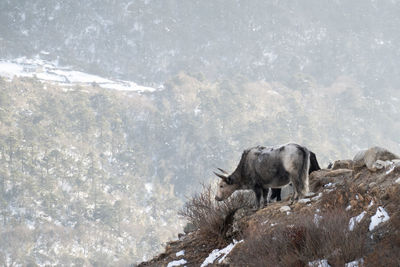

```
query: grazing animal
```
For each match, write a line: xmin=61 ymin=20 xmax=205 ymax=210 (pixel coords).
xmin=353 ymin=146 xmax=400 ymax=171
xmin=265 ymin=151 xmax=320 ymax=203
xmin=214 ymin=143 xmax=311 ymax=208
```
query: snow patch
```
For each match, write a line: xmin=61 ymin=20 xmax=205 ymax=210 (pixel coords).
xmin=280 ymin=206 xmax=291 ymax=212
xmin=349 ymin=211 xmax=366 ymax=231
xmin=145 ymin=183 xmax=153 ymax=194
xmin=194 ymin=106 xmax=201 ymax=116
xmin=314 ymin=214 xmax=323 ymax=226
xmin=311 ymin=193 xmax=322 ymax=201
xmin=395 ymin=177 xmax=400 ymax=184
xmin=298 ymin=198 xmax=311 ymax=204
xmin=0 ymin=57 xmax=156 ymax=92
xmin=176 ymin=250 xmax=185 ymax=257
xmin=0 ymin=61 xmax=26 ymax=78
xmin=369 ymin=206 xmax=390 ymax=231
xmin=308 ymin=259 xmax=331 ymax=267
xmin=167 ymin=259 xmax=187 ymax=267
xmin=60 ymin=181 xmax=72 ymax=193
xmin=345 ymin=258 xmax=364 ymax=267
xmin=201 ymin=240 xmax=243 ymax=267
xmin=305 ymin=192 xmax=316 ymax=197
xmin=26 ymin=220 xmax=35 ymax=230
xmin=266 ymin=89 xmax=280 ymax=96
xmin=323 ymin=182 xmax=335 ymax=187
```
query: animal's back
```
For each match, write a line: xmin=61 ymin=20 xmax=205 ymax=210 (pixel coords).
xmin=253 ymin=144 xmax=302 ymax=187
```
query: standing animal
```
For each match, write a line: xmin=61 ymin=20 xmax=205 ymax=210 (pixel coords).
xmin=263 ymin=150 xmax=320 ymax=203
xmin=214 ymin=143 xmax=311 ymax=208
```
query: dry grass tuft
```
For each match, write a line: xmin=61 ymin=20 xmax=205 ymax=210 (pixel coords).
xmin=179 ymin=183 xmax=253 ymax=246
xmin=231 ymin=208 xmax=366 ymax=267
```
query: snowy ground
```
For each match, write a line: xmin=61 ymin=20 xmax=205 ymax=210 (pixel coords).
xmin=0 ymin=57 xmax=156 ymax=93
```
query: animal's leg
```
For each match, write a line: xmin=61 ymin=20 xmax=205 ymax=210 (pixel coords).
xmin=270 ymin=188 xmax=282 ymax=201
xmin=290 ymin=191 xmax=298 ymax=205
xmin=253 ymin=186 xmax=263 ymax=209
xmin=290 ymin=178 xmax=301 ymax=203
xmin=262 ymin=187 xmax=269 ymax=206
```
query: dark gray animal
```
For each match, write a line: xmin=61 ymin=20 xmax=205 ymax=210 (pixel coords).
xmin=268 ymin=150 xmax=320 ymax=202
xmin=214 ymin=143 xmax=311 ymax=208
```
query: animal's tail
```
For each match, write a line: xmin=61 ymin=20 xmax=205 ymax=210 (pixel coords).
xmin=309 ymin=151 xmax=321 ymax=174
xmin=298 ymin=146 xmax=311 ymax=196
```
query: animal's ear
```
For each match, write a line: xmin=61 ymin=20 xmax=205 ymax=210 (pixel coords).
xmin=226 ymin=176 xmax=233 ymax=185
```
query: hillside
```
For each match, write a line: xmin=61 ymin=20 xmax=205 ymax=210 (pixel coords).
xmin=0 ymin=76 xmax=182 ymax=265
xmin=139 ymin=156 xmax=400 ymax=266
xmin=1 ymin=63 xmax=400 ymax=265
xmin=2 ymin=1 xmax=400 ymax=265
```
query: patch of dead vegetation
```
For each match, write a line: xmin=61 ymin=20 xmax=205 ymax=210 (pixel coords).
xmin=230 ymin=208 xmax=366 ymax=267
xmin=178 ymin=183 xmax=253 ymax=246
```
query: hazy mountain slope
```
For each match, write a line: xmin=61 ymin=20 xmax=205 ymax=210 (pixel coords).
xmin=1 ymin=68 xmax=399 ymax=265
xmin=0 ymin=77 xmax=182 ymax=265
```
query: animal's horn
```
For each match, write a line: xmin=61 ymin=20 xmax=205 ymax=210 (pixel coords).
xmin=217 ymin=168 xmax=228 ymax=174
xmin=214 ymin=171 xmax=227 ymax=180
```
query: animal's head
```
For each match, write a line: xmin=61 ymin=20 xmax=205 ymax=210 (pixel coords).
xmin=214 ymin=168 xmax=239 ymax=201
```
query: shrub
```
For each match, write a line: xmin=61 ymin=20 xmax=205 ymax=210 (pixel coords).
xmin=179 ymin=183 xmax=253 ymax=245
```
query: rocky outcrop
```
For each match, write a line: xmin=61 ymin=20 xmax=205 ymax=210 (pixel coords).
xmin=138 ymin=157 xmax=400 ymax=266
xmin=353 ymin=146 xmax=400 ymax=172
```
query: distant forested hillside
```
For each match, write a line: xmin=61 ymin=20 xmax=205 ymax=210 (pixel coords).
xmin=0 ymin=73 xmax=399 ymax=265
xmin=0 ymin=77 xmax=182 ymax=265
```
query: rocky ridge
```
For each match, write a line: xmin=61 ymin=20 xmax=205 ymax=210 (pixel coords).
xmin=139 ymin=156 xmax=400 ymax=266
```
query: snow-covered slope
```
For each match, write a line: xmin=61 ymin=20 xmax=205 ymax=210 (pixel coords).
xmin=0 ymin=57 xmax=156 ymax=92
